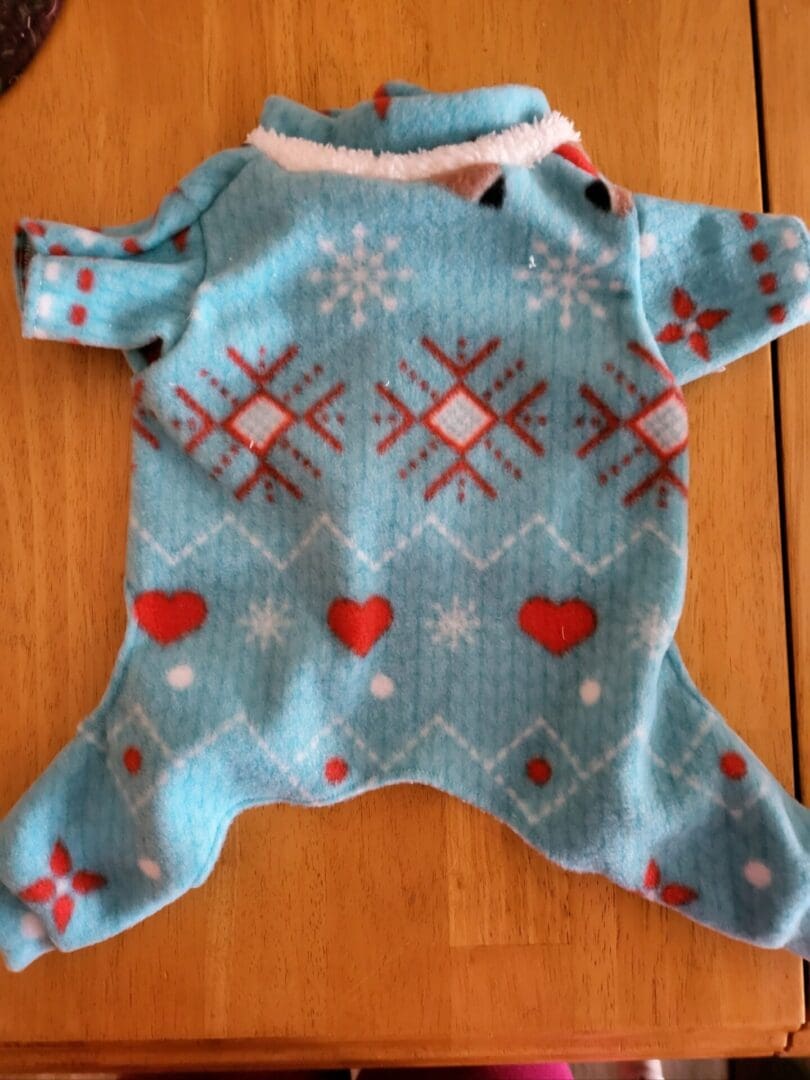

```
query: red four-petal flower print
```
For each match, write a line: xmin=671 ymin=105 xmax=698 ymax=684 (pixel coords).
xmin=643 ymin=858 xmax=699 ymax=907
xmin=18 ymin=841 xmax=106 ymax=934
xmin=656 ymin=287 xmax=730 ymax=361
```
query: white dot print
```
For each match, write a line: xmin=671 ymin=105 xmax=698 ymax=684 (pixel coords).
xmin=20 ymin=913 xmax=46 ymax=940
xmin=166 ymin=664 xmax=194 ymax=690
xmin=74 ymin=227 xmax=99 ymax=248
xmin=793 ymin=261 xmax=809 ymax=283
xmin=35 ymin=293 xmax=53 ymax=318
xmin=138 ymin=858 xmax=162 ymax=881
xmin=579 ymin=678 xmax=601 ymax=706
xmin=782 ymin=227 xmax=800 ymax=250
xmin=638 ymin=232 xmax=658 ymax=259
xmin=44 ymin=261 xmax=61 ymax=283
xmin=370 ymin=673 xmax=395 ymax=700
xmin=743 ymin=860 xmax=772 ymax=889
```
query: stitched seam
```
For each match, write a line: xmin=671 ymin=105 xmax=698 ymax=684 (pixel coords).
xmin=628 ymin=199 xmax=682 ymax=385
xmin=149 ymin=154 xmax=258 ymax=368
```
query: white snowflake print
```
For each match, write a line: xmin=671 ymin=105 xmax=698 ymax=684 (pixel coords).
xmin=426 ymin=596 xmax=482 ymax=652
xmin=238 ymin=596 xmax=292 ymax=651
xmin=629 ymin=604 xmax=677 ymax=660
xmin=514 ymin=227 xmax=622 ymax=329
xmin=308 ymin=223 xmax=414 ymax=328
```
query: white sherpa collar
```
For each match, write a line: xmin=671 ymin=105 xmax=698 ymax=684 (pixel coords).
xmin=246 ymin=110 xmax=579 ymax=181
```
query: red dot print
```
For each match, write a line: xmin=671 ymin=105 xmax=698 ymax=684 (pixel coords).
xmin=69 ymin=304 xmax=87 ymax=326
xmin=643 ymin=859 xmax=661 ymax=890
xmin=661 ymin=883 xmax=698 ymax=906
xmin=77 ymin=268 xmax=95 ymax=292
xmin=758 ymin=273 xmax=778 ymax=295
xmin=171 ymin=227 xmax=190 ymax=253
xmin=26 ymin=221 xmax=46 ymax=237
xmin=122 ymin=237 xmax=142 ymax=254
xmin=48 ymin=244 xmax=69 ymax=256
xmin=373 ymin=84 xmax=392 ymax=120
xmin=324 ymin=756 xmax=349 ymax=784
xmin=739 ymin=212 xmax=758 ymax=231
xmin=768 ymin=304 xmax=787 ymax=324
xmin=526 ymin=756 xmax=552 ymax=785
xmin=719 ymin=751 xmax=747 ymax=781
xmin=122 ymin=746 xmax=142 ymax=774
xmin=750 ymin=241 xmax=769 ymax=263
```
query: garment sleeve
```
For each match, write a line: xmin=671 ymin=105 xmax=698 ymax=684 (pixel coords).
xmin=635 ymin=195 xmax=810 ymax=384
xmin=13 ymin=186 xmax=205 ymax=367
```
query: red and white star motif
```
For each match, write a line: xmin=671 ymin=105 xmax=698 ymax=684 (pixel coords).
xmin=18 ymin=840 xmax=106 ymax=934
xmin=132 ymin=377 xmax=160 ymax=451
xmin=575 ymin=341 xmax=688 ymax=509
xmin=656 ymin=287 xmax=730 ymax=361
xmin=170 ymin=344 xmax=345 ymax=503
xmin=375 ymin=336 xmax=547 ymax=502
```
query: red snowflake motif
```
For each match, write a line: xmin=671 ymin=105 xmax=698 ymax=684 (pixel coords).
xmin=132 ymin=378 xmax=160 ymax=451
xmin=375 ymin=336 xmax=547 ymax=502
xmin=171 ymin=345 xmax=344 ymax=503
xmin=656 ymin=287 xmax=729 ymax=361
xmin=575 ymin=341 xmax=688 ymax=509
xmin=18 ymin=841 xmax=106 ymax=934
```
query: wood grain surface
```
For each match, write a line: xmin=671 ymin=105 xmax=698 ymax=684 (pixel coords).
xmin=0 ymin=0 xmax=806 ymax=1068
xmin=756 ymin=0 xmax=810 ymax=1053
xmin=757 ymin=0 xmax=810 ymax=829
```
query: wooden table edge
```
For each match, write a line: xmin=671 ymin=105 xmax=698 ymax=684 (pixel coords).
xmin=782 ymin=1017 xmax=810 ymax=1056
xmin=0 ymin=1026 xmax=800 ymax=1071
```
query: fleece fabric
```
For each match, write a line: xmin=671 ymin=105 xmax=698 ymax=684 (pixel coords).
xmin=3 ymin=82 xmax=810 ymax=971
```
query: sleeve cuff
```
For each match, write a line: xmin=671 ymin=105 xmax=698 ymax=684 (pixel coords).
xmin=14 ymin=241 xmax=51 ymax=340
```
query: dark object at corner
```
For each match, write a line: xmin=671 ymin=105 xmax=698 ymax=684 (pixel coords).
xmin=0 ymin=0 xmax=63 ymax=96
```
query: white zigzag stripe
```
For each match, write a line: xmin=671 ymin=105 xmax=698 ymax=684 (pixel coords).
xmin=129 ymin=517 xmax=230 ymax=568
xmin=130 ymin=511 xmax=683 ymax=577
xmin=499 ymin=727 xmax=643 ymax=825
xmin=639 ymin=715 xmax=767 ymax=820
xmin=84 ymin=702 xmax=759 ymax=832
xmin=92 ymin=706 xmax=314 ymax=817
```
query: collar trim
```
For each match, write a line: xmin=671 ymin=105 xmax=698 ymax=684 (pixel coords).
xmin=246 ymin=111 xmax=579 ymax=181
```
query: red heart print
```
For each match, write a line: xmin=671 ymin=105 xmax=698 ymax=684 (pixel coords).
xmin=327 ymin=596 xmax=393 ymax=657
xmin=518 ymin=597 xmax=597 ymax=655
xmin=133 ymin=590 xmax=208 ymax=645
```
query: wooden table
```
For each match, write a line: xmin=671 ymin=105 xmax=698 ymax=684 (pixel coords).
xmin=1 ymin=0 xmax=808 ymax=1069
xmin=758 ymin=0 xmax=810 ymax=1058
